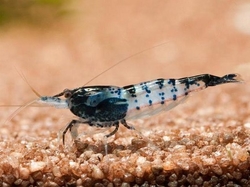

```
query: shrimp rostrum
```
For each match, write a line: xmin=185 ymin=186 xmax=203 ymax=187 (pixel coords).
xmin=38 ymin=73 xmax=242 ymax=144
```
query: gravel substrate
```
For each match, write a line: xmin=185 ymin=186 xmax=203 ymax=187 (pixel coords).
xmin=1 ymin=1 xmax=250 ymax=186
xmin=0 ymin=85 xmax=249 ymax=186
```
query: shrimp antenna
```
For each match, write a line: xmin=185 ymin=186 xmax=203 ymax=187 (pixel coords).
xmin=14 ymin=66 xmax=41 ymax=97
xmin=3 ymin=99 xmax=38 ymax=125
xmin=2 ymin=68 xmax=44 ymax=124
xmin=84 ymin=41 xmax=171 ymax=86
xmin=0 ymin=68 xmax=41 ymax=107
xmin=0 ymin=67 xmax=42 ymax=107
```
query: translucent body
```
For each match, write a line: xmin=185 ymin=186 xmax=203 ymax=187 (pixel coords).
xmin=37 ymin=73 xmax=242 ymax=144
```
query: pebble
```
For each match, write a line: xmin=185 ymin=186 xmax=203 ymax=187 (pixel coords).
xmin=29 ymin=161 xmax=46 ymax=173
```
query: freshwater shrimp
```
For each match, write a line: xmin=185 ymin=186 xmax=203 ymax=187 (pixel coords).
xmin=36 ymin=73 xmax=242 ymax=144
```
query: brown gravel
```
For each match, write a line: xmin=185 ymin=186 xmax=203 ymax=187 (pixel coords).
xmin=0 ymin=1 xmax=250 ymax=186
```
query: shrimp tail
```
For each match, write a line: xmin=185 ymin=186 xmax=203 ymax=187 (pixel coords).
xmin=206 ymin=74 xmax=243 ymax=86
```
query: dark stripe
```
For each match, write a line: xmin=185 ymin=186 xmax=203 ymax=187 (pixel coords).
xmin=123 ymin=85 xmax=137 ymax=97
xmin=156 ymin=79 xmax=164 ymax=89
xmin=167 ymin=79 xmax=176 ymax=86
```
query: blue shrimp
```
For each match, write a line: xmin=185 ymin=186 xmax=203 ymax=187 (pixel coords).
xmin=37 ymin=73 xmax=242 ymax=144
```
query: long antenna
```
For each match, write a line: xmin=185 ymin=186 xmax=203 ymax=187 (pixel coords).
xmin=3 ymin=99 xmax=38 ymax=125
xmin=2 ymin=41 xmax=171 ymax=107
xmin=84 ymin=41 xmax=170 ymax=86
xmin=0 ymin=104 xmax=44 ymax=107
xmin=0 ymin=67 xmax=43 ymax=108
xmin=14 ymin=66 xmax=41 ymax=97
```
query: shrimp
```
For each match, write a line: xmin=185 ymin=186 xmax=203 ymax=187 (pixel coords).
xmin=37 ymin=73 xmax=243 ymax=144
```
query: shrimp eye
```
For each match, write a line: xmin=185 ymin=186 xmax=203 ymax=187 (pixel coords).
xmin=63 ymin=89 xmax=72 ymax=98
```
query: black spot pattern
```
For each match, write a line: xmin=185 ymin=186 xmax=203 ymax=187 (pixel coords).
xmin=168 ymin=79 xmax=176 ymax=86
xmin=173 ymin=94 xmax=177 ymax=100
xmin=123 ymin=85 xmax=137 ymax=97
xmin=156 ymin=79 xmax=164 ymax=89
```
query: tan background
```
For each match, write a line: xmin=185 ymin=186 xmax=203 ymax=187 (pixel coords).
xmin=0 ymin=0 xmax=250 ymax=185
xmin=0 ymin=0 xmax=250 ymax=138
xmin=1 ymin=0 xmax=250 ymax=119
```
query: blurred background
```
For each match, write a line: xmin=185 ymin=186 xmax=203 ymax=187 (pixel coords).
xmin=0 ymin=0 xmax=250 ymax=117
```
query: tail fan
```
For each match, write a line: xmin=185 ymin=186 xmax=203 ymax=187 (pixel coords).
xmin=207 ymin=73 xmax=243 ymax=86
